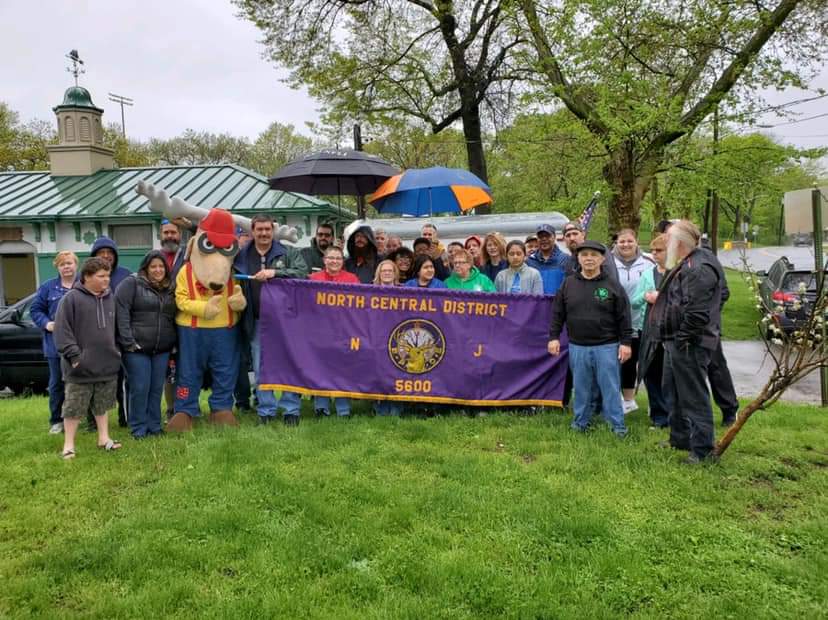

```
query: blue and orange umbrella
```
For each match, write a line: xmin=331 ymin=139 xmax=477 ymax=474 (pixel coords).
xmin=369 ymin=167 xmax=492 ymax=216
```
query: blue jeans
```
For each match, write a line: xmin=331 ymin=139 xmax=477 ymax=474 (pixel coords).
xmin=314 ymin=396 xmax=350 ymax=416
xmin=277 ymin=391 xmax=302 ymax=417
xmin=568 ymin=342 xmax=627 ymax=436
xmin=123 ymin=351 xmax=170 ymax=437
xmin=175 ymin=326 xmax=240 ymax=417
xmin=374 ymin=401 xmax=401 ymax=416
xmin=251 ymin=320 xmax=279 ymax=418
xmin=47 ymin=356 xmax=65 ymax=425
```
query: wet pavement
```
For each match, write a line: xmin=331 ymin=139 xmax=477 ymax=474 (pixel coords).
xmin=718 ymin=245 xmax=821 ymax=272
xmin=722 ymin=340 xmax=823 ymax=405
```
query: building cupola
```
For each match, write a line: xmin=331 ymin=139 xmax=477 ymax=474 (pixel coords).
xmin=46 ymin=53 xmax=115 ymax=176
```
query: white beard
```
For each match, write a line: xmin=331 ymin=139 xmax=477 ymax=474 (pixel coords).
xmin=665 ymin=236 xmax=681 ymax=269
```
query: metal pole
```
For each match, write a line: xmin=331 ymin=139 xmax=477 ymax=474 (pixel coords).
xmin=711 ymin=106 xmax=719 ymax=255
xmin=811 ymin=188 xmax=827 ymax=406
xmin=353 ymin=123 xmax=365 ymax=219
xmin=777 ymin=197 xmax=784 ymax=246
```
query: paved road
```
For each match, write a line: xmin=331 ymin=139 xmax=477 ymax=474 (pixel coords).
xmin=722 ymin=340 xmax=823 ymax=405
xmin=718 ymin=245 xmax=820 ymax=272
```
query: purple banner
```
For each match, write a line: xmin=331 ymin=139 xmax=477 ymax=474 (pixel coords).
xmin=259 ymin=279 xmax=568 ymax=406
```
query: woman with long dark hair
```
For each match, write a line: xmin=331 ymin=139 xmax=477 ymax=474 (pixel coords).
xmin=115 ymin=250 xmax=177 ymax=438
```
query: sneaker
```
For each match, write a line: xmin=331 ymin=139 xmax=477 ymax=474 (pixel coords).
xmin=48 ymin=423 xmax=64 ymax=435
xmin=722 ymin=416 xmax=736 ymax=427
xmin=283 ymin=415 xmax=300 ymax=427
xmin=315 ymin=408 xmax=329 ymax=418
xmin=622 ymin=400 xmax=639 ymax=414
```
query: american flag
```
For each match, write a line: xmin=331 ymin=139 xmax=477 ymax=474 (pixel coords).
xmin=578 ymin=192 xmax=600 ymax=233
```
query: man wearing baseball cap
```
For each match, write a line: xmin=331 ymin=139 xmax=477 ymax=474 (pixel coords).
xmin=548 ymin=240 xmax=632 ymax=437
xmin=527 ymin=224 xmax=569 ymax=294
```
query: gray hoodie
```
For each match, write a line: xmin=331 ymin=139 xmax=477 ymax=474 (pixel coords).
xmin=54 ymin=282 xmax=121 ymax=384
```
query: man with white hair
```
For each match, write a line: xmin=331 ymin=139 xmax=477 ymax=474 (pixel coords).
xmin=654 ymin=220 xmax=724 ymax=464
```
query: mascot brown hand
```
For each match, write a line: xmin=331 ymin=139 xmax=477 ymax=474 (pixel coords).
xmin=169 ymin=207 xmax=246 ymax=432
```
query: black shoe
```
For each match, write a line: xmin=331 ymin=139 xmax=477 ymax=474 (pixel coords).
xmin=683 ymin=452 xmax=719 ymax=465
xmin=257 ymin=416 xmax=272 ymax=426
xmin=722 ymin=416 xmax=736 ymax=427
xmin=284 ymin=415 xmax=300 ymax=427
xmin=315 ymin=408 xmax=328 ymax=418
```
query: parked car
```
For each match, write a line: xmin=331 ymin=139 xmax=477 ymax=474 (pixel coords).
xmin=0 ymin=294 xmax=48 ymax=394
xmin=756 ymin=257 xmax=824 ymax=335
xmin=791 ymin=232 xmax=812 ymax=247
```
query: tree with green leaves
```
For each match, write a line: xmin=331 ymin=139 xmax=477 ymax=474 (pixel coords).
xmin=245 ymin=121 xmax=314 ymax=176
xmin=148 ymin=129 xmax=252 ymax=167
xmin=235 ymin=0 xmax=527 ymax=205
xmin=518 ymin=0 xmax=827 ymax=233
xmin=487 ymin=110 xmax=605 ymax=213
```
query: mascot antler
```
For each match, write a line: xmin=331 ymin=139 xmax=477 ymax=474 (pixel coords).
xmin=135 ymin=179 xmax=298 ymax=243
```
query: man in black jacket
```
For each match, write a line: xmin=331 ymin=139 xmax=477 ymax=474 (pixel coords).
xmin=548 ymin=240 xmax=632 ymax=437
xmin=654 ymin=220 xmax=723 ymax=463
xmin=658 ymin=220 xmax=739 ymax=425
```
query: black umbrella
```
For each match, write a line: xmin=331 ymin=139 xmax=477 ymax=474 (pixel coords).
xmin=268 ymin=148 xmax=400 ymax=196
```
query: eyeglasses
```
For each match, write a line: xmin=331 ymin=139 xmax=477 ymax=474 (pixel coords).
xmin=324 ymin=256 xmax=343 ymax=261
xmin=317 ymin=232 xmax=333 ymax=237
xmin=454 ymin=260 xmax=470 ymax=265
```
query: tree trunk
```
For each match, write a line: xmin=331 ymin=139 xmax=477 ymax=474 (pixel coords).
xmin=651 ymin=176 xmax=666 ymax=233
xmin=602 ymin=143 xmax=656 ymax=234
xmin=460 ymin=98 xmax=490 ymax=213
xmin=714 ymin=388 xmax=769 ymax=456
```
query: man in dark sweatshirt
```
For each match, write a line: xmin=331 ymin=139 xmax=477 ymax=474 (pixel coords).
xmin=54 ymin=257 xmax=123 ymax=459
xmin=344 ymin=225 xmax=378 ymax=284
xmin=548 ymin=240 xmax=632 ymax=437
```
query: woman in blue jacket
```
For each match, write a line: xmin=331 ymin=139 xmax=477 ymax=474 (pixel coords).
xmin=404 ymin=255 xmax=447 ymax=289
xmin=30 ymin=251 xmax=78 ymax=434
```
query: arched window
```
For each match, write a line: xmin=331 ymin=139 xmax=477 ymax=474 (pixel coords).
xmin=79 ymin=117 xmax=91 ymax=142
xmin=64 ymin=116 xmax=76 ymax=141
xmin=93 ymin=117 xmax=102 ymax=143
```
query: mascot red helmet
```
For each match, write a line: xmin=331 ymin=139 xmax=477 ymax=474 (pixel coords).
xmin=199 ymin=208 xmax=237 ymax=248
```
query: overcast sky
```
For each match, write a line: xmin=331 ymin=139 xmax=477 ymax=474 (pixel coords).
xmin=1 ymin=0 xmax=826 ymax=152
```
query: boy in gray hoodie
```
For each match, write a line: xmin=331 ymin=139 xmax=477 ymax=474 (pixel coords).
xmin=54 ymin=257 xmax=123 ymax=459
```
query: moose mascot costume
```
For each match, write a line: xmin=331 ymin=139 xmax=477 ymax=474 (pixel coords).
xmin=171 ymin=208 xmax=247 ymax=431
xmin=135 ymin=180 xmax=297 ymax=432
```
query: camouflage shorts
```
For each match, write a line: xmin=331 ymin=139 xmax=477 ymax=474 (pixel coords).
xmin=62 ymin=380 xmax=117 ymax=419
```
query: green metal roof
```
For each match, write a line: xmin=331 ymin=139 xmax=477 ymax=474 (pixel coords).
xmin=54 ymin=86 xmax=102 ymax=112
xmin=0 ymin=164 xmax=356 ymax=223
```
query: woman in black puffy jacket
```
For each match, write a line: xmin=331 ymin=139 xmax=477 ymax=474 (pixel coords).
xmin=115 ymin=250 xmax=177 ymax=438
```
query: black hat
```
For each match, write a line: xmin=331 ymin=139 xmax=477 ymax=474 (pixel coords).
xmin=536 ymin=223 xmax=555 ymax=235
xmin=413 ymin=236 xmax=431 ymax=248
xmin=574 ymin=240 xmax=607 ymax=254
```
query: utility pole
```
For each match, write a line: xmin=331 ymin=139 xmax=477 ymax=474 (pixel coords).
xmin=353 ymin=123 xmax=366 ymax=219
xmin=108 ymin=93 xmax=133 ymax=138
xmin=65 ymin=49 xmax=85 ymax=86
xmin=711 ymin=106 xmax=720 ymax=255
xmin=811 ymin=188 xmax=827 ymax=406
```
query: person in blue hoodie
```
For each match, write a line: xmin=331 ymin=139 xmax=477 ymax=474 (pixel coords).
xmin=527 ymin=224 xmax=569 ymax=295
xmin=88 ymin=236 xmax=132 ymax=429
xmin=89 ymin=236 xmax=132 ymax=292
xmin=31 ymin=251 xmax=79 ymax=434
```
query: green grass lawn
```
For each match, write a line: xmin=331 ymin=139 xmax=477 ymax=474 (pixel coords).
xmin=1 ymin=396 xmax=826 ymax=618
xmin=722 ymin=268 xmax=760 ymax=341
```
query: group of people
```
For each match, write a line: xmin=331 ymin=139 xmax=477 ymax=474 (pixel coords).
xmin=33 ymin=213 xmax=737 ymax=464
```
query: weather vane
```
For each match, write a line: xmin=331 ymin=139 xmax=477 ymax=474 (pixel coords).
xmin=65 ymin=49 xmax=85 ymax=86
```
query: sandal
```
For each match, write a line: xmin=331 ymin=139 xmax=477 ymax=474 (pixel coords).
xmin=97 ymin=439 xmax=122 ymax=451
xmin=61 ymin=449 xmax=76 ymax=460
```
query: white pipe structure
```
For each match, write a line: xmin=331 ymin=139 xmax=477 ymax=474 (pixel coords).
xmin=135 ymin=179 xmax=299 ymax=243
